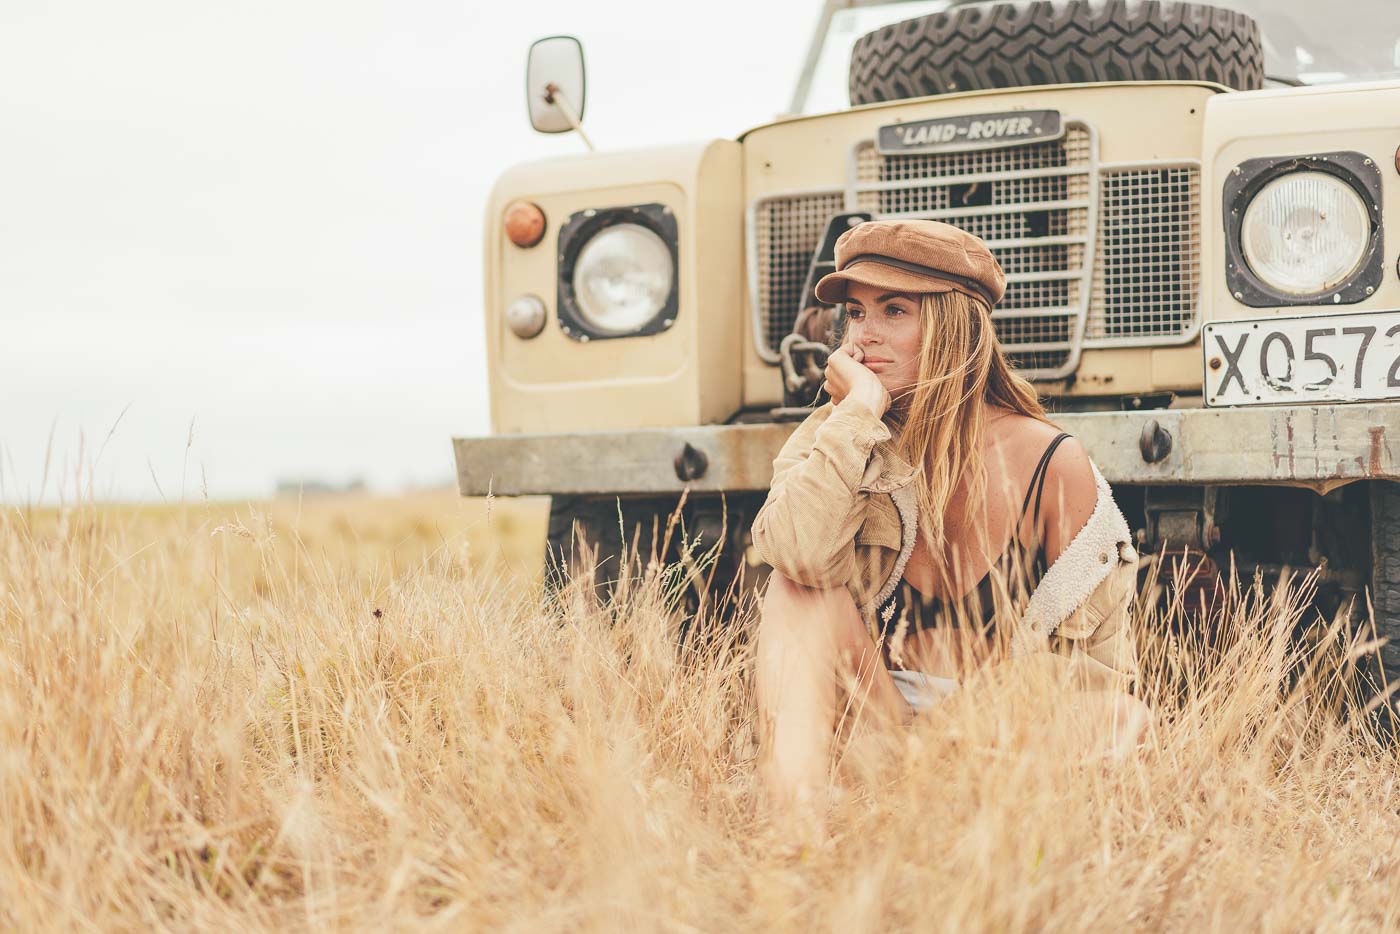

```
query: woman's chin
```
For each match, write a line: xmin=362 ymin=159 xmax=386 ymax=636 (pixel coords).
xmin=882 ymin=380 xmax=915 ymax=400
xmin=885 ymin=391 xmax=915 ymax=421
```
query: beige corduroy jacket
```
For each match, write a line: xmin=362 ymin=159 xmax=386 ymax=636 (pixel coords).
xmin=751 ymin=397 xmax=1141 ymax=691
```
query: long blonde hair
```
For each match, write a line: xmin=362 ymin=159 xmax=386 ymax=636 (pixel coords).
xmin=886 ymin=291 xmax=1059 ymax=596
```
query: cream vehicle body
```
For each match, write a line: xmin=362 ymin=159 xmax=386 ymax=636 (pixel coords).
xmin=457 ymin=1 xmax=1400 ymax=681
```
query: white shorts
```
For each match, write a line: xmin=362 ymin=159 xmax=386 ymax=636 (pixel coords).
xmin=889 ymin=669 xmax=959 ymax=713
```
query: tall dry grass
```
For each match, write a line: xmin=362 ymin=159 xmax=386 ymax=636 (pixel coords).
xmin=2 ymin=491 xmax=1399 ymax=931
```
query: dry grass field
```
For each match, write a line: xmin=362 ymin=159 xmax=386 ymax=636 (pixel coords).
xmin=4 ymin=489 xmax=1400 ymax=931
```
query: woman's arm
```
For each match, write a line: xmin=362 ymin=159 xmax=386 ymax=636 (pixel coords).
xmin=750 ymin=395 xmax=891 ymax=589
xmin=1035 ymin=444 xmax=1141 ymax=689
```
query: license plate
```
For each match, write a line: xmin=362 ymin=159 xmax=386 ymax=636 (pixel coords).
xmin=1203 ymin=310 xmax=1400 ymax=407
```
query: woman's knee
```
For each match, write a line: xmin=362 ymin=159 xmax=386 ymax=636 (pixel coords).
xmin=759 ymin=572 xmax=819 ymax=648
xmin=761 ymin=573 xmax=857 ymax=632
xmin=764 ymin=570 xmax=818 ymax=601
xmin=763 ymin=571 xmax=853 ymax=606
xmin=760 ymin=573 xmax=878 ymax=665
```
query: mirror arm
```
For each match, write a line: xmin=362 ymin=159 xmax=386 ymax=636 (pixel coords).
xmin=544 ymin=82 xmax=594 ymax=152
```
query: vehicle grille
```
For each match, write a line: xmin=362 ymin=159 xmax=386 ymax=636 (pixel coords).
xmin=747 ymin=124 xmax=1203 ymax=375
xmin=852 ymin=124 xmax=1093 ymax=378
xmin=750 ymin=190 xmax=846 ymax=361
xmin=1087 ymin=166 xmax=1201 ymax=343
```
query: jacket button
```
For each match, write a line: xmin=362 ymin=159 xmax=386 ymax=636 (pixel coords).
xmin=1099 ymin=552 xmax=1108 ymax=563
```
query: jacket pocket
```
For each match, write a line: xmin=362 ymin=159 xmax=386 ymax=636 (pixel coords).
xmin=854 ymin=496 xmax=902 ymax=550
xmin=1048 ymin=556 xmax=1141 ymax=686
xmin=1053 ymin=546 xmax=1137 ymax=640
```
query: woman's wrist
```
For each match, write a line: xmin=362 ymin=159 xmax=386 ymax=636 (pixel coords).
xmin=844 ymin=388 xmax=889 ymax=420
xmin=834 ymin=392 xmax=888 ymax=427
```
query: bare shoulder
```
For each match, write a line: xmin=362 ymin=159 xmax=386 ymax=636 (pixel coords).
xmin=988 ymin=412 xmax=1073 ymax=473
xmin=1044 ymin=436 xmax=1097 ymax=504
xmin=993 ymin=412 xmax=1097 ymax=563
xmin=1039 ymin=432 xmax=1098 ymax=564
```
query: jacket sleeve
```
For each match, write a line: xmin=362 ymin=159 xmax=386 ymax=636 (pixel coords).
xmin=750 ymin=397 xmax=892 ymax=589
xmin=983 ymin=559 xmax=1140 ymax=700
xmin=1048 ymin=555 xmax=1141 ymax=691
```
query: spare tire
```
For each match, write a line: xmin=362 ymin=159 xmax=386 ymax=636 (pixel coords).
xmin=848 ymin=0 xmax=1263 ymax=106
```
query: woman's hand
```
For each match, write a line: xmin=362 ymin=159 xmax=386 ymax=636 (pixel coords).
xmin=822 ymin=342 xmax=890 ymax=418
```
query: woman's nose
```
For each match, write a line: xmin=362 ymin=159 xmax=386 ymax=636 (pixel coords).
xmin=845 ymin=317 xmax=881 ymax=348
xmin=855 ymin=323 xmax=880 ymax=344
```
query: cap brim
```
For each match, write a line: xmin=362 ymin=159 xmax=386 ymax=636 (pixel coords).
xmin=814 ymin=262 xmax=958 ymax=305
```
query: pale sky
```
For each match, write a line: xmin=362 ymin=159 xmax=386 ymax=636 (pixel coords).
xmin=0 ymin=0 xmax=818 ymax=503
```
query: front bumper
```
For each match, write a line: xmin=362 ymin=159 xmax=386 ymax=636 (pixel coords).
xmin=454 ymin=403 xmax=1400 ymax=498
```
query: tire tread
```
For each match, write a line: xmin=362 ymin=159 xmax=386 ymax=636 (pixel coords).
xmin=848 ymin=0 xmax=1263 ymax=105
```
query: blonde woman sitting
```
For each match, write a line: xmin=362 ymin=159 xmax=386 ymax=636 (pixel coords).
xmin=751 ymin=219 xmax=1151 ymax=830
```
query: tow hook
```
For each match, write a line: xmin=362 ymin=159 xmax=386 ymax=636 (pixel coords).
xmin=674 ymin=442 xmax=708 ymax=482
xmin=779 ymin=333 xmax=831 ymax=396
xmin=1139 ymin=418 xmax=1173 ymax=464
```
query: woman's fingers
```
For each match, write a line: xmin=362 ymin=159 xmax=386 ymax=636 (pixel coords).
xmin=826 ymin=350 xmax=890 ymax=416
xmin=823 ymin=347 xmax=867 ymax=406
xmin=824 ymin=347 xmax=850 ymax=403
xmin=826 ymin=351 xmax=878 ymax=392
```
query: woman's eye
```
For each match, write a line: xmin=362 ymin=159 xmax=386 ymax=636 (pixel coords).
xmin=846 ymin=308 xmax=864 ymax=320
xmin=886 ymin=305 xmax=907 ymax=316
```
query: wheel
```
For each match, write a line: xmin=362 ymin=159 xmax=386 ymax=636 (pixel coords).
xmin=1369 ymin=480 xmax=1400 ymax=699
xmin=544 ymin=495 xmax=665 ymax=599
xmin=544 ymin=493 xmax=769 ymax=624
xmin=848 ymin=0 xmax=1263 ymax=106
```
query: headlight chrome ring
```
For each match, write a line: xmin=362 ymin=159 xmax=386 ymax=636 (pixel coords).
xmin=1224 ymin=151 xmax=1383 ymax=307
xmin=556 ymin=203 xmax=679 ymax=341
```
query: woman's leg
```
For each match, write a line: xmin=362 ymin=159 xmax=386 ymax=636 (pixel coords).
xmin=1068 ymin=690 xmax=1155 ymax=761
xmin=754 ymin=572 xmax=912 ymax=838
xmin=958 ymin=652 xmax=1156 ymax=760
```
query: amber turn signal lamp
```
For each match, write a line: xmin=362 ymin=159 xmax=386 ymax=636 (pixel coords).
xmin=504 ymin=201 xmax=546 ymax=248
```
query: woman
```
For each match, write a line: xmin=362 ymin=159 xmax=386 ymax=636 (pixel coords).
xmin=751 ymin=218 xmax=1148 ymax=828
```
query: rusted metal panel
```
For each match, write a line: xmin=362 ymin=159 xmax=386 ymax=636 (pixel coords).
xmin=454 ymin=422 xmax=797 ymax=496
xmin=1069 ymin=405 xmax=1400 ymax=493
xmin=454 ymin=403 xmax=1400 ymax=497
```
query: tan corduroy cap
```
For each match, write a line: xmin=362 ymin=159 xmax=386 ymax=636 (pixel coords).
xmin=814 ymin=218 xmax=1006 ymax=308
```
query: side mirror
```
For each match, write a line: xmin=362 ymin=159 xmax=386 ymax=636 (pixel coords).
xmin=526 ymin=36 xmax=586 ymax=134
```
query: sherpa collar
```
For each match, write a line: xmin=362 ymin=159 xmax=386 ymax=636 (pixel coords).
xmin=873 ymin=484 xmax=920 ymax=610
xmin=1016 ymin=459 xmax=1131 ymax=640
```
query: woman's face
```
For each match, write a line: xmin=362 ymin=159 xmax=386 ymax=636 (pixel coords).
xmin=842 ymin=281 xmax=925 ymax=398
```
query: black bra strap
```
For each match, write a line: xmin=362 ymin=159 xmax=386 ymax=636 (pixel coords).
xmin=1017 ymin=432 xmax=1072 ymax=528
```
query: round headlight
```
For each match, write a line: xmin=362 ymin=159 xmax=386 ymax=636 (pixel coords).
xmin=1240 ymin=171 xmax=1370 ymax=296
xmin=571 ymin=223 xmax=674 ymax=335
